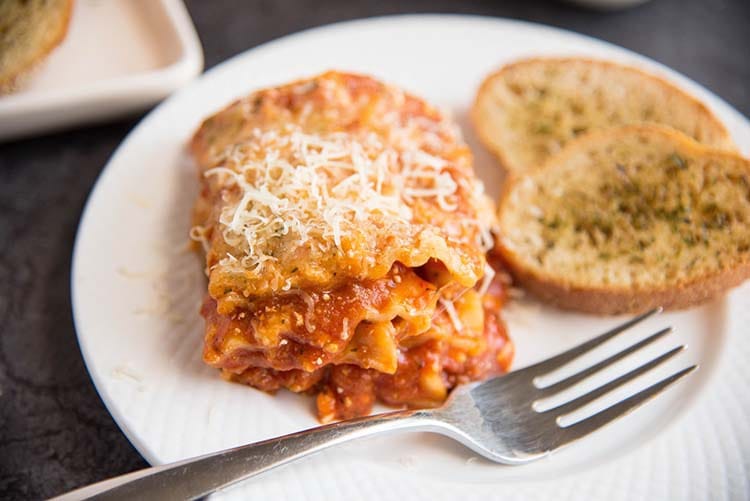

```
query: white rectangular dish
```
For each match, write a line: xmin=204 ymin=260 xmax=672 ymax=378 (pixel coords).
xmin=0 ymin=0 xmax=203 ymax=141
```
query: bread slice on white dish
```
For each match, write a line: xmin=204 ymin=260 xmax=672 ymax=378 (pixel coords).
xmin=496 ymin=124 xmax=750 ymax=314
xmin=0 ymin=0 xmax=74 ymax=93
xmin=472 ymin=57 xmax=735 ymax=176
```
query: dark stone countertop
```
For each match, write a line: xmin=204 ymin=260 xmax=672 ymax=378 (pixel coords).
xmin=1 ymin=0 xmax=748 ymax=499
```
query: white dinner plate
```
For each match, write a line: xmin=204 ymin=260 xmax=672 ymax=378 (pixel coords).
xmin=0 ymin=0 xmax=203 ymax=141
xmin=71 ymin=15 xmax=750 ymax=500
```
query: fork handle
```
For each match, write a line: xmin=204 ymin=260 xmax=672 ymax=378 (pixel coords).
xmin=53 ymin=409 xmax=439 ymax=501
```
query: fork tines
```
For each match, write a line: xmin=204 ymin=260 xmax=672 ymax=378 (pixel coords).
xmin=524 ymin=307 xmax=697 ymax=447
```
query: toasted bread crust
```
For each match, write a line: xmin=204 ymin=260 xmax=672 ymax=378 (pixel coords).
xmin=501 ymin=244 xmax=750 ymax=314
xmin=0 ymin=0 xmax=74 ymax=93
xmin=472 ymin=57 xmax=735 ymax=176
xmin=496 ymin=124 xmax=750 ymax=314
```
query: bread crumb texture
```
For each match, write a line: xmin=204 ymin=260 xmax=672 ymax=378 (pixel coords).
xmin=499 ymin=125 xmax=750 ymax=294
xmin=0 ymin=0 xmax=73 ymax=92
xmin=473 ymin=58 xmax=735 ymax=173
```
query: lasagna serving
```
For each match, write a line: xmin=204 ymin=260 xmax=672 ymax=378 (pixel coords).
xmin=190 ymin=71 xmax=514 ymax=422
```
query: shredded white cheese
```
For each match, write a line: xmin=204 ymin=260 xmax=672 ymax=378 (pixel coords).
xmin=439 ymin=297 xmax=464 ymax=333
xmin=200 ymin=125 xmax=493 ymax=275
xmin=285 ymin=288 xmax=317 ymax=332
xmin=341 ymin=317 xmax=350 ymax=340
xmin=477 ymin=262 xmax=496 ymax=297
xmin=188 ymin=226 xmax=211 ymax=253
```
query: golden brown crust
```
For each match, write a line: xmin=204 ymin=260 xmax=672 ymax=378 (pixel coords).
xmin=190 ymin=71 xmax=497 ymax=304
xmin=472 ymin=57 xmax=736 ymax=176
xmin=0 ymin=0 xmax=74 ymax=93
xmin=496 ymin=124 xmax=750 ymax=315
xmin=501 ymin=245 xmax=750 ymax=314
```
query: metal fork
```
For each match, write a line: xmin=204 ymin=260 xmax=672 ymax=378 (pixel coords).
xmin=54 ymin=308 xmax=695 ymax=501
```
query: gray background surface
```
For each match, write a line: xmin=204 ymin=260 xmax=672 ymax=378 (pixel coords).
xmin=1 ymin=0 xmax=748 ymax=498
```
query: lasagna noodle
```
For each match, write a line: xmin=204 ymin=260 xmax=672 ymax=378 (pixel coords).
xmin=226 ymin=260 xmax=513 ymax=422
xmin=202 ymin=263 xmax=439 ymax=375
xmin=191 ymin=71 xmax=497 ymax=308
xmin=191 ymin=71 xmax=513 ymax=421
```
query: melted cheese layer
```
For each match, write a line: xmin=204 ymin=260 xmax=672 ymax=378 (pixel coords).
xmin=191 ymin=71 xmax=497 ymax=307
